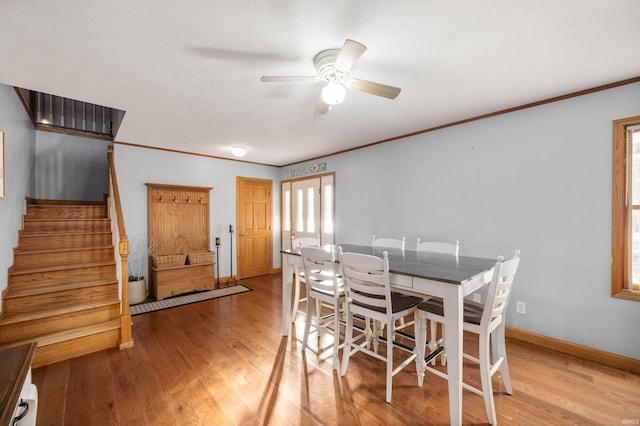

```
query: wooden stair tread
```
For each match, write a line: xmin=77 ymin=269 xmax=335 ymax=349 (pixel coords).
xmin=5 ymin=278 xmax=118 ymax=298
xmin=28 ymin=199 xmax=106 ymax=205
xmin=20 ymin=231 xmax=112 ymax=237
xmin=0 ymin=299 xmax=120 ymax=325
xmin=10 ymin=260 xmax=116 ymax=275
xmin=0 ymin=319 xmax=121 ymax=350
xmin=15 ymin=245 xmax=112 ymax=255
xmin=24 ymin=217 xmax=109 ymax=222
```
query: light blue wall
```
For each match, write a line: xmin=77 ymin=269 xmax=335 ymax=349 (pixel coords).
xmin=282 ymin=82 xmax=640 ymax=359
xmin=35 ymin=131 xmax=111 ymax=201
xmin=113 ymin=144 xmax=281 ymax=283
xmin=0 ymin=84 xmax=36 ymax=302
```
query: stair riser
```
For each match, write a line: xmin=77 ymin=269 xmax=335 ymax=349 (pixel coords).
xmin=3 ymin=285 xmax=118 ymax=314
xmin=31 ymin=328 xmax=120 ymax=369
xmin=13 ymin=248 xmax=114 ymax=269
xmin=23 ymin=219 xmax=111 ymax=233
xmin=0 ymin=304 xmax=120 ymax=345
xmin=9 ymin=264 xmax=116 ymax=288
xmin=19 ymin=233 xmax=113 ymax=250
xmin=26 ymin=205 xmax=108 ymax=219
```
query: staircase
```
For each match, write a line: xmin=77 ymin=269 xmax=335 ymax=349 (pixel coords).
xmin=0 ymin=199 xmax=122 ymax=368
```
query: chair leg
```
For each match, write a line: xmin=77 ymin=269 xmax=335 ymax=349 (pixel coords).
xmin=340 ymin=308 xmax=353 ymax=376
xmin=302 ymin=294 xmax=313 ymax=351
xmin=385 ymin=320 xmax=394 ymax=403
xmin=414 ymin=310 xmax=427 ymax=387
xmin=479 ymin=330 xmax=497 ymax=426
xmin=291 ymin=273 xmax=302 ymax=323
xmin=494 ymin=324 xmax=513 ymax=394
xmin=331 ymin=304 xmax=341 ymax=370
xmin=364 ymin=317 xmax=373 ymax=349
xmin=372 ymin=320 xmax=381 ymax=353
xmin=428 ymin=319 xmax=438 ymax=365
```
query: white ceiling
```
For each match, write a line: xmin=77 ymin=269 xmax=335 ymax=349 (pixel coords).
xmin=0 ymin=1 xmax=639 ymax=166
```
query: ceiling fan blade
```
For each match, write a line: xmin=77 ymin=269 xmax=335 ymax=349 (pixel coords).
xmin=260 ymin=76 xmax=315 ymax=83
xmin=350 ymin=79 xmax=401 ymax=99
xmin=314 ymin=98 xmax=330 ymax=115
xmin=333 ymin=39 xmax=367 ymax=73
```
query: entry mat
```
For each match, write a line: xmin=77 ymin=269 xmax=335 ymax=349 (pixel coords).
xmin=130 ymin=285 xmax=252 ymax=316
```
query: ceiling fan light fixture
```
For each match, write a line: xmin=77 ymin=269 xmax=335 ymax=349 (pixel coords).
xmin=321 ymin=82 xmax=346 ymax=105
xmin=231 ymin=145 xmax=247 ymax=158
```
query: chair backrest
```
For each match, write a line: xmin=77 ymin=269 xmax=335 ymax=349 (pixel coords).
xmin=416 ymin=239 xmax=460 ymax=256
xmin=482 ymin=250 xmax=520 ymax=328
xmin=292 ymin=235 xmax=320 ymax=249
xmin=372 ymin=235 xmax=406 ymax=251
xmin=300 ymin=246 xmax=341 ymax=297
xmin=339 ymin=247 xmax=392 ymax=319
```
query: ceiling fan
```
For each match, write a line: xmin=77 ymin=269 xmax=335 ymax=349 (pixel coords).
xmin=260 ymin=39 xmax=401 ymax=115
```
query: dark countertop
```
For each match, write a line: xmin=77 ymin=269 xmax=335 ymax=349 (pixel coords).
xmin=283 ymin=244 xmax=496 ymax=285
xmin=0 ymin=342 xmax=36 ymax=426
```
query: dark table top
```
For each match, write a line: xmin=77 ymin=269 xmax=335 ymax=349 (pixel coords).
xmin=0 ymin=342 xmax=36 ymax=426
xmin=282 ymin=243 xmax=496 ymax=285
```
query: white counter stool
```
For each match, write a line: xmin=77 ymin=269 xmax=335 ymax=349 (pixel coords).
xmin=415 ymin=250 xmax=520 ymax=425
xmin=290 ymin=235 xmax=320 ymax=323
xmin=339 ymin=247 xmax=423 ymax=403
xmin=415 ymin=239 xmax=460 ymax=364
xmin=300 ymin=246 xmax=345 ymax=369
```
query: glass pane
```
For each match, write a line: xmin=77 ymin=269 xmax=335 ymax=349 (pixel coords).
xmin=296 ymin=189 xmax=304 ymax=232
xmin=633 ymin=209 xmax=640 ymax=285
xmin=323 ymin=183 xmax=333 ymax=234
xmin=633 ymin=129 xmax=640 ymax=286
xmin=306 ymin=187 xmax=315 ymax=232
xmin=283 ymin=189 xmax=290 ymax=231
xmin=632 ymin=130 xmax=640 ymax=206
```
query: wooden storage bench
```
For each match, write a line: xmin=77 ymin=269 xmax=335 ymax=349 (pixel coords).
xmin=150 ymin=262 xmax=215 ymax=300
xmin=146 ymin=183 xmax=215 ymax=301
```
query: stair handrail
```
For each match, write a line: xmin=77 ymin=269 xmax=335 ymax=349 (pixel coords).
xmin=107 ymin=146 xmax=134 ymax=350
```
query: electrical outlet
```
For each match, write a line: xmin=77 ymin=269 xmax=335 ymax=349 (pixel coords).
xmin=472 ymin=293 xmax=482 ymax=303
xmin=516 ymin=301 xmax=526 ymax=315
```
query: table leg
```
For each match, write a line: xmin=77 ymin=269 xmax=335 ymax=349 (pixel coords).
xmin=281 ymin=254 xmax=293 ymax=336
xmin=443 ymin=284 xmax=464 ymax=426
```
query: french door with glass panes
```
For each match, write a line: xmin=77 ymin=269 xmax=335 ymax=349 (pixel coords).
xmin=281 ymin=173 xmax=334 ymax=250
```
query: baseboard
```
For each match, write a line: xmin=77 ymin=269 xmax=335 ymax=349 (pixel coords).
xmin=506 ymin=327 xmax=640 ymax=374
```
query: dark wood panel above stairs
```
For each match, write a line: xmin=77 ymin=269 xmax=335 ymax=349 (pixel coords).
xmin=0 ymin=199 xmax=122 ymax=368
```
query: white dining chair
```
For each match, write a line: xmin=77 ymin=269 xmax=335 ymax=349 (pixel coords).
xmin=339 ymin=247 xmax=423 ymax=403
xmin=416 ymin=238 xmax=460 ymax=256
xmin=300 ymin=246 xmax=345 ymax=369
xmin=414 ymin=250 xmax=520 ymax=425
xmin=290 ymin=235 xmax=320 ymax=323
xmin=372 ymin=235 xmax=406 ymax=251
xmin=415 ymin=238 xmax=460 ymax=364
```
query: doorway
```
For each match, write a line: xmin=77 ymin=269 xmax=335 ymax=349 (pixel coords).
xmin=281 ymin=173 xmax=335 ymax=249
xmin=236 ymin=177 xmax=273 ymax=278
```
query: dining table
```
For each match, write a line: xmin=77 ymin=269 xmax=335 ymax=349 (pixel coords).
xmin=281 ymin=243 xmax=497 ymax=426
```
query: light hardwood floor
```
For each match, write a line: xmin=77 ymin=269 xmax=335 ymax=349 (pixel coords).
xmin=32 ymin=274 xmax=640 ymax=425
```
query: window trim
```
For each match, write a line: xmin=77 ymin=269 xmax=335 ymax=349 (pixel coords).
xmin=611 ymin=115 xmax=640 ymax=301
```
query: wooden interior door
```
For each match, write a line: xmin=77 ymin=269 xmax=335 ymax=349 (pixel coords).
xmin=237 ymin=177 xmax=273 ymax=278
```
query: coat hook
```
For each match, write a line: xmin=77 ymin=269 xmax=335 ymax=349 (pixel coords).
xmin=159 ymin=194 xmax=164 ymax=202
xmin=199 ymin=196 xmax=203 ymax=204
xmin=187 ymin=196 xmax=191 ymax=203
xmin=173 ymin=194 xmax=177 ymax=203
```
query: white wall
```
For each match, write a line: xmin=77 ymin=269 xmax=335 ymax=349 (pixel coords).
xmin=283 ymin=82 xmax=640 ymax=360
xmin=0 ymin=84 xmax=36 ymax=303
xmin=114 ymin=144 xmax=281 ymax=283
xmin=35 ymin=131 xmax=111 ymax=201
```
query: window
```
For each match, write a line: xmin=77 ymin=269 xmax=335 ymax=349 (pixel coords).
xmin=611 ymin=116 xmax=640 ymax=301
